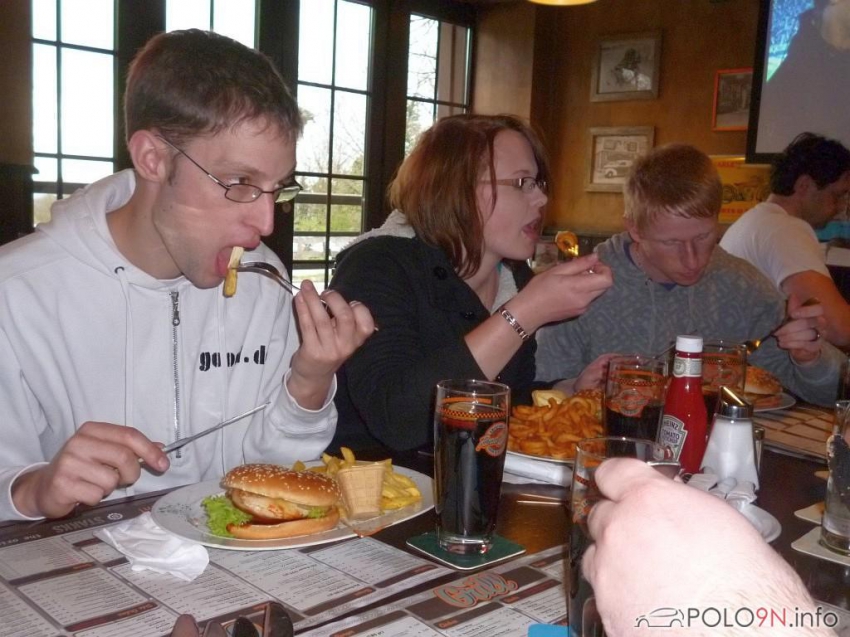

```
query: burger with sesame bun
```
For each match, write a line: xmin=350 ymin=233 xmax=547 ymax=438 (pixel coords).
xmin=203 ymin=464 xmax=340 ymax=540
xmin=743 ymin=365 xmax=784 ymax=410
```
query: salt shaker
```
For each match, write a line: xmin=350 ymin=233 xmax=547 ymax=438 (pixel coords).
xmin=700 ymin=386 xmax=759 ymax=489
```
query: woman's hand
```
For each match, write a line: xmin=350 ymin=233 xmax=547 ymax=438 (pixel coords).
xmin=510 ymin=254 xmax=613 ymax=332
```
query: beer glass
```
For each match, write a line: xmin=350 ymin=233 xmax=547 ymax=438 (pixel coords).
xmin=603 ymin=356 xmax=668 ymax=441
xmin=434 ymin=379 xmax=510 ymax=555
xmin=702 ymin=341 xmax=747 ymax=417
xmin=822 ymin=400 xmax=850 ymax=554
xmin=570 ymin=438 xmax=676 ymax=636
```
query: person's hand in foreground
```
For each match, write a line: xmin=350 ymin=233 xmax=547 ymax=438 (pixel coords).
xmin=582 ymin=458 xmax=834 ymax=636
xmin=12 ymin=424 xmax=169 ymax=519
xmin=773 ymin=295 xmax=826 ymax=366
xmin=171 ymin=615 xmax=201 ymax=637
xmin=287 ymin=279 xmax=375 ymax=409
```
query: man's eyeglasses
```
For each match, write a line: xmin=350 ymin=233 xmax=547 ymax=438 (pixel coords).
xmin=485 ymin=177 xmax=548 ymax=195
xmin=157 ymin=135 xmax=302 ymax=204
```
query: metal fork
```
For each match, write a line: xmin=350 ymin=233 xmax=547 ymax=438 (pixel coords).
xmin=236 ymin=261 xmax=302 ymax=296
xmin=236 ymin=261 xmax=330 ymax=312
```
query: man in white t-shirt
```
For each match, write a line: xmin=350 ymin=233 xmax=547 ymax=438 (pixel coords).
xmin=721 ymin=133 xmax=850 ymax=348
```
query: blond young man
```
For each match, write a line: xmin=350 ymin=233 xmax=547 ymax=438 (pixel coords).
xmin=536 ymin=144 xmax=843 ymax=405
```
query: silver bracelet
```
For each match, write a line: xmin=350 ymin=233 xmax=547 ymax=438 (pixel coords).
xmin=499 ymin=307 xmax=530 ymax=342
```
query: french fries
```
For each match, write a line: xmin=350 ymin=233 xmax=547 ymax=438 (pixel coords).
xmin=223 ymin=246 xmax=244 ymax=298
xmin=509 ymin=390 xmax=603 ymax=460
xmin=306 ymin=447 xmax=422 ymax=512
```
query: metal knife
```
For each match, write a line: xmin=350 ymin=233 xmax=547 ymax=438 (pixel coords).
xmin=159 ymin=403 xmax=270 ymax=456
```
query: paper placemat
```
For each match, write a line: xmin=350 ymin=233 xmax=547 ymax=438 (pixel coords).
xmin=791 ymin=527 xmax=850 ymax=567
xmin=754 ymin=404 xmax=833 ymax=460
xmin=795 ymin=503 xmax=824 ymax=524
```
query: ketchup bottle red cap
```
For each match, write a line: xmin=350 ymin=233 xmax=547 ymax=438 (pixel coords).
xmin=675 ymin=335 xmax=703 ymax=353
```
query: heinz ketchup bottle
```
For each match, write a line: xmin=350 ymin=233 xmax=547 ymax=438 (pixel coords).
xmin=657 ymin=335 xmax=708 ymax=474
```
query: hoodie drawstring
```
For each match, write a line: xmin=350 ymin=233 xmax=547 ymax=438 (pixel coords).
xmin=114 ymin=266 xmax=135 ymax=496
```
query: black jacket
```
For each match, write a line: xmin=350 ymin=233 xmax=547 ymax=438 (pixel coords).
xmin=328 ymin=235 xmax=537 ymax=453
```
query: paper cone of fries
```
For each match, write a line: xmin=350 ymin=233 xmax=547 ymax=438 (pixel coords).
xmin=337 ymin=463 xmax=385 ymax=519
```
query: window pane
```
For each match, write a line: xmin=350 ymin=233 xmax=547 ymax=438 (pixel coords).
xmin=329 ymin=235 xmax=353 ymax=262
xmin=294 ymin=202 xmax=328 ymax=233
xmin=330 ymin=178 xmax=363 ymax=232
xmin=408 ymin=15 xmax=437 ymax=99
xmin=292 ymin=267 xmax=327 ymax=293
xmin=294 ymin=177 xmax=329 ymax=233
xmin=61 ymin=49 xmax=113 ymax=157
xmin=34 ymin=156 xmax=58 ymax=182
xmin=32 ymin=0 xmax=57 ymax=40
xmin=335 ymin=1 xmax=371 ymax=91
xmin=298 ymin=85 xmax=332 ymax=174
xmin=33 ymin=193 xmax=57 ymax=226
xmin=330 ymin=205 xmax=362 ymax=233
xmin=437 ymin=23 xmax=469 ymax=104
xmin=405 ymin=100 xmax=435 ymax=155
xmin=214 ymin=0 xmax=256 ymax=48
xmin=62 ymin=158 xmax=114 ymax=184
xmin=33 ymin=43 xmax=58 ymax=154
xmin=332 ymin=91 xmax=366 ymax=176
xmin=298 ymin=0 xmax=334 ymax=85
xmin=294 ymin=235 xmax=327 ymax=261
xmin=61 ymin=0 xmax=113 ymax=49
xmin=166 ymin=0 xmax=211 ymax=31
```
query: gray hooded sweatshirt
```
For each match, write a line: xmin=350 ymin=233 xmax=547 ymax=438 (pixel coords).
xmin=535 ymin=232 xmax=842 ymax=406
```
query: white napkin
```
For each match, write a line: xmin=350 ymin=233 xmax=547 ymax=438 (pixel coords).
xmin=504 ymin=454 xmax=573 ymax=486
xmin=95 ymin=512 xmax=209 ymax=581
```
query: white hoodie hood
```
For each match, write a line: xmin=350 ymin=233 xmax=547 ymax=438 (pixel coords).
xmin=0 ymin=170 xmax=336 ymax=521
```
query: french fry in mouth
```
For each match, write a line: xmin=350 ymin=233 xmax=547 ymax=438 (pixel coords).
xmin=223 ymin=246 xmax=244 ymax=298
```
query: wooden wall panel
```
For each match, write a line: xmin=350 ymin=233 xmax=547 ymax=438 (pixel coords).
xmin=529 ymin=0 xmax=760 ymax=235
xmin=473 ymin=2 xmax=537 ymax=118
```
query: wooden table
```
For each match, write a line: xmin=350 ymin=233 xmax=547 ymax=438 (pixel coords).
xmin=0 ymin=445 xmax=844 ymax=635
xmin=376 ymin=446 xmax=848 ymax=612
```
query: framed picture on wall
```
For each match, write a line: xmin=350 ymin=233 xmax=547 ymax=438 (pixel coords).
xmin=586 ymin=126 xmax=655 ymax=192
xmin=712 ymin=68 xmax=753 ymax=131
xmin=590 ymin=31 xmax=662 ymax=102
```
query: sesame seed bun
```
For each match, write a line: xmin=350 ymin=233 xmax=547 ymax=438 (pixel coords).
xmin=744 ymin=366 xmax=782 ymax=396
xmin=223 ymin=464 xmax=340 ymax=508
xmin=220 ymin=464 xmax=341 ymax=540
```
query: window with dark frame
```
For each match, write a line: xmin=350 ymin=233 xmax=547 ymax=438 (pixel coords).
xmin=28 ymin=0 xmax=474 ymax=287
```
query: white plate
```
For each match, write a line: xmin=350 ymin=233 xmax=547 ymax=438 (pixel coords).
xmin=753 ymin=392 xmax=796 ymax=413
xmin=740 ymin=504 xmax=782 ymax=542
xmin=506 ymin=449 xmax=574 ymax=466
xmin=152 ymin=466 xmax=433 ymax=551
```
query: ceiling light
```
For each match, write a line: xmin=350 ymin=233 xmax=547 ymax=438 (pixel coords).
xmin=527 ymin=0 xmax=598 ymax=5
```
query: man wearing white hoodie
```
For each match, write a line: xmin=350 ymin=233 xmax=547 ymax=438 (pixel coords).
xmin=0 ymin=29 xmax=374 ymax=522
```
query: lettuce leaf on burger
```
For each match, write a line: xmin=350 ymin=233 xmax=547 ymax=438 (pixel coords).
xmin=202 ymin=464 xmax=340 ymax=539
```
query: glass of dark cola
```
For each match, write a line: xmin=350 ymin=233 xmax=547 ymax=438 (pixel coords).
xmin=433 ymin=379 xmax=510 ymax=555
xmin=603 ymin=356 xmax=668 ymax=442
xmin=702 ymin=341 xmax=747 ymax=417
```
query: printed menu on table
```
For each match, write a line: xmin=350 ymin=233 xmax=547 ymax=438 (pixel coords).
xmin=300 ymin=546 xmax=568 ymax=637
xmin=0 ymin=494 xmax=451 ymax=637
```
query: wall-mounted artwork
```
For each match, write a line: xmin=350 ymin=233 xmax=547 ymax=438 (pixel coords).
xmin=586 ymin=126 xmax=655 ymax=193
xmin=713 ymin=68 xmax=753 ymax=131
xmin=590 ymin=32 xmax=662 ymax=102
